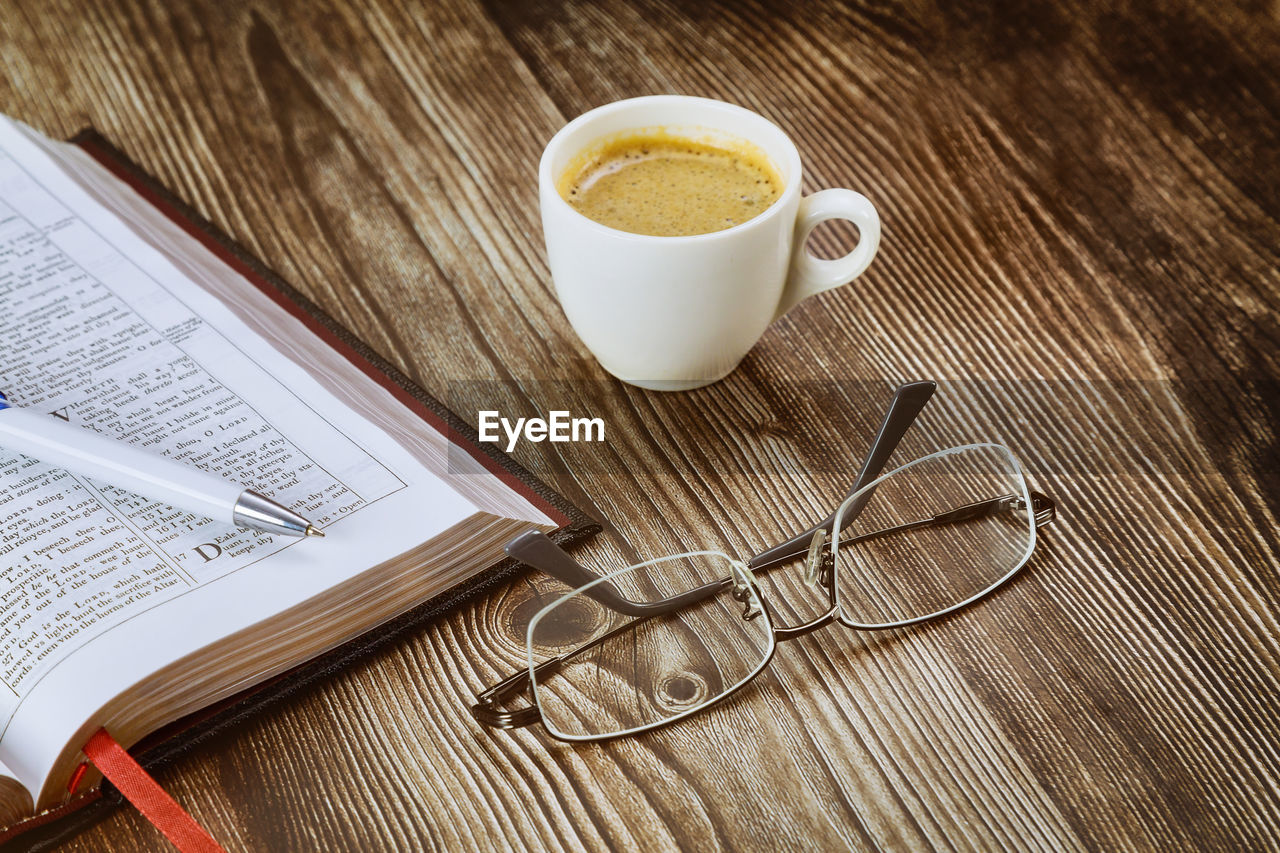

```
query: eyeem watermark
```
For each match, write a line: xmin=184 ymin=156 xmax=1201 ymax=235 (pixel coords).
xmin=478 ymin=410 xmax=605 ymax=452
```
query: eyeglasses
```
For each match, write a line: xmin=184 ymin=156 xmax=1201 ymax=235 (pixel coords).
xmin=472 ymin=381 xmax=1057 ymax=741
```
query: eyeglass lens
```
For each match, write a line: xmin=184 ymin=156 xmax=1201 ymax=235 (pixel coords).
xmin=833 ymin=444 xmax=1035 ymax=627
xmin=526 ymin=553 xmax=773 ymax=740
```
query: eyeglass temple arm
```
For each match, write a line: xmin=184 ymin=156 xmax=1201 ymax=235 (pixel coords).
xmin=502 ymin=380 xmax=935 ymax=616
xmin=747 ymin=379 xmax=935 ymax=569
xmin=750 ymin=490 xmax=1056 ymax=571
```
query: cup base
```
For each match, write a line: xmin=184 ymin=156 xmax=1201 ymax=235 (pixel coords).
xmin=604 ymin=363 xmax=740 ymax=392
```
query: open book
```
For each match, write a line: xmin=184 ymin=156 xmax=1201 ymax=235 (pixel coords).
xmin=0 ymin=116 xmax=592 ymax=833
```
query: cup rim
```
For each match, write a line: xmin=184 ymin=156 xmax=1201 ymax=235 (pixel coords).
xmin=539 ymin=95 xmax=803 ymax=244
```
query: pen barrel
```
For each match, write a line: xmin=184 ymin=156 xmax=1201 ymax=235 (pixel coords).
xmin=0 ymin=407 xmax=243 ymax=524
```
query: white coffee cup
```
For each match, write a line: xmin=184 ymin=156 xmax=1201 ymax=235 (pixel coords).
xmin=540 ymin=95 xmax=880 ymax=391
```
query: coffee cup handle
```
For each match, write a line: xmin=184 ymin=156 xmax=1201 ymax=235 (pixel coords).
xmin=774 ymin=189 xmax=881 ymax=320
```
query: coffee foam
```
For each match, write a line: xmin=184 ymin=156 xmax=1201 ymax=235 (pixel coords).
xmin=557 ymin=128 xmax=784 ymax=237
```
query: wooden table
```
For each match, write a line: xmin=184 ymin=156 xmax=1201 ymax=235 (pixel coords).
xmin=4 ymin=0 xmax=1279 ymax=849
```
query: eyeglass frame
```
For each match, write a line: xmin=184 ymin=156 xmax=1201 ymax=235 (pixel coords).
xmin=472 ymin=381 xmax=1058 ymax=740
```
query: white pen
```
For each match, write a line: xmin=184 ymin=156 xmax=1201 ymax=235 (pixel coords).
xmin=0 ymin=394 xmax=323 ymax=538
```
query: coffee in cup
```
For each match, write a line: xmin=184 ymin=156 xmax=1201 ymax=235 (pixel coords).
xmin=557 ymin=130 xmax=784 ymax=237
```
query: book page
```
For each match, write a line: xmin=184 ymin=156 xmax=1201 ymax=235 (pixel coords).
xmin=55 ymin=134 xmax=554 ymax=525
xmin=0 ymin=117 xmax=498 ymax=799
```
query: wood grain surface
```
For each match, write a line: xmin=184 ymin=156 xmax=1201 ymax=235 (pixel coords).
xmin=2 ymin=0 xmax=1278 ymax=849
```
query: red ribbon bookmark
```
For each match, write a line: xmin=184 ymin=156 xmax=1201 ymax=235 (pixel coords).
xmin=83 ymin=728 xmax=227 ymax=853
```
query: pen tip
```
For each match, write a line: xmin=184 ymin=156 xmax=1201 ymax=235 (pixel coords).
xmin=305 ymin=525 xmax=325 ymax=538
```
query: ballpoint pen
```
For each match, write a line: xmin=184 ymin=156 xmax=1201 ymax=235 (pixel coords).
xmin=0 ymin=393 xmax=324 ymax=538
